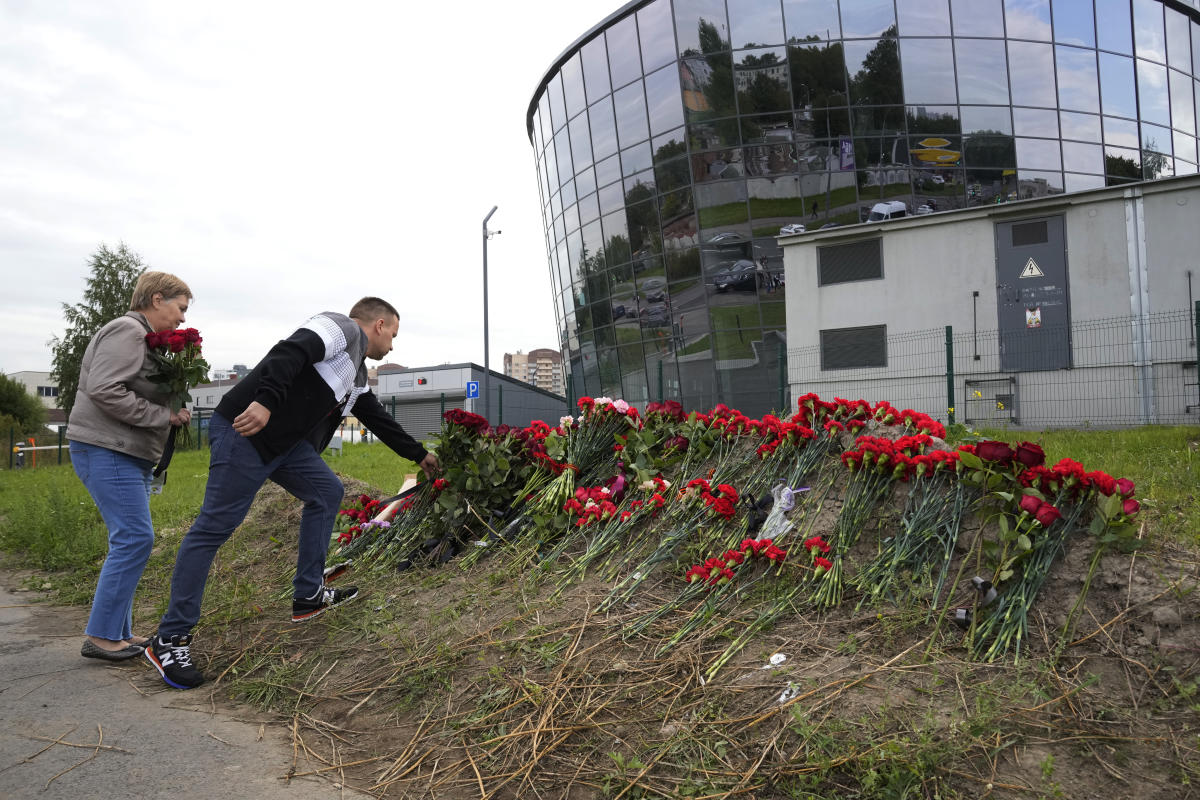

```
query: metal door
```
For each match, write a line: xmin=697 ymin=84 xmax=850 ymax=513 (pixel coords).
xmin=994 ymin=215 xmax=1071 ymax=371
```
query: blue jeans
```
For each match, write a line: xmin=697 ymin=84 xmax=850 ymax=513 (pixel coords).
xmin=70 ymin=441 xmax=155 ymax=641
xmin=158 ymin=412 xmax=343 ymax=637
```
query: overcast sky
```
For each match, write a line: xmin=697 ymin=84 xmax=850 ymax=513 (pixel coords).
xmin=0 ymin=0 xmax=628 ymax=376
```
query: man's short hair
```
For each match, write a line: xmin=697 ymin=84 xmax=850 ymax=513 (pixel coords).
xmin=129 ymin=271 xmax=193 ymax=311
xmin=349 ymin=297 xmax=399 ymax=323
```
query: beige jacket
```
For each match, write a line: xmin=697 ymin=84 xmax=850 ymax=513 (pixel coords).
xmin=66 ymin=312 xmax=173 ymax=463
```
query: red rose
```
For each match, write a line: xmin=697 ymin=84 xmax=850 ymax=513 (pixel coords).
xmin=1013 ymin=441 xmax=1045 ymax=468
xmin=1122 ymin=498 xmax=1140 ymax=515
xmin=1117 ymin=478 xmax=1135 ymax=498
xmin=1034 ymin=503 xmax=1062 ymax=526
xmin=1019 ymin=494 xmax=1043 ymax=515
xmin=975 ymin=440 xmax=1015 ymax=465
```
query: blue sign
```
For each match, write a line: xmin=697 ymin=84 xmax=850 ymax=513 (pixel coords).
xmin=466 ymin=380 xmax=480 ymax=399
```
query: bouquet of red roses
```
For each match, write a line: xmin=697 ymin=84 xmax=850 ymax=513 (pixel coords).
xmin=145 ymin=328 xmax=210 ymax=445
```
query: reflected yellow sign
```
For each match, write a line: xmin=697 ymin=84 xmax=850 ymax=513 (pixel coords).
xmin=912 ymin=137 xmax=961 ymax=164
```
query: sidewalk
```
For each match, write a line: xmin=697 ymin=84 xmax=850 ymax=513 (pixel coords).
xmin=0 ymin=572 xmax=364 ymax=799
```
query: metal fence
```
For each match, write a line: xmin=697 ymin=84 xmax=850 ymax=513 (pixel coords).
xmin=788 ymin=304 xmax=1200 ymax=429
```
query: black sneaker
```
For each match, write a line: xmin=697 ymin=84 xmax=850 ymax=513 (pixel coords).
xmin=144 ymin=633 xmax=206 ymax=689
xmin=292 ymin=585 xmax=359 ymax=623
xmin=322 ymin=560 xmax=352 ymax=583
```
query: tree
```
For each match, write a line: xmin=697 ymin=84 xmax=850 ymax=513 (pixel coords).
xmin=49 ymin=242 xmax=147 ymax=418
xmin=0 ymin=373 xmax=46 ymax=437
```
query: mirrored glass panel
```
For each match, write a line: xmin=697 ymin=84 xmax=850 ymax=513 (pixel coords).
xmin=1059 ymin=110 xmax=1101 ymax=141
xmin=607 ymin=14 xmax=643 ymax=89
xmin=688 ymin=118 xmax=741 ymax=150
xmin=841 ymin=2 xmax=897 ymax=39
xmin=621 ymin=141 xmax=653 ymax=177
xmin=1141 ymin=151 xmax=1174 ymax=179
xmin=1104 ymin=144 xmax=1142 ymax=183
xmin=900 ymin=37 xmax=956 ymax=104
xmin=955 ymin=38 xmax=1010 ymax=104
xmin=590 ymin=98 xmax=619 ymax=162
xmin=577 ymin=167 xmax=597 ymax=200
xmin=601 ymin=209 xmax=630 ymax=267
xmin=782 ymin=0 xmax=841 ymax=42
xmin=1056 ymin=45 xmax=1100 ymax=112
xmin=845 ymin=36 xmax=904 ymax=106
xmin=561 ymin=54 xmax=587 ymax=120
xmin=1132 ymin=0 xmax=1165 ymax=62
xmin=614 ymin=80 xmax=650 ymax=148
xmin=789 ymin=41 xmax=849 ymax=108
xmin=735 ymin=47 xmax=792 ymax=114
xmin=1095 ymin=0 xmax=1133 ymax=54
xmin=1141 ymin=121 xmax=1173 ymax=154
xmin=1103 ymin=115 xmax=1140 ymax=147
xmin=1169 ymin=69 xmax=1196 ymax=134
xmin=1052 ymin=0 xmax=1095 ymax=47
xmin=1194 ymin=22 xmax=1200 ymax=75
xmin=625 ymin=194 xmax=661 ymax=254
xmin=1173 ymin=158 xmax=1196 ymax=177
xmin=964 ymin=132 xmax=1017 ymax=167
xmin=897 ymin=0 xmax=951 ymax=36
xmin=639 ymin=0 xmax=677 ymax=74
xmin=909 ymin=133 xmax=963 ymax=168
xmin=1099 ymin=53 xmax=1138 ymax=117
xmin=1004 ymin=0 xmax=1052 ymax=41
xmin=743 ymin=119 xmax=799 ymax=175
xmin=582 ymin=35 xmax=612 ymax=105
xmin=1016 ymin=168 xmax=1064 ymax=196
xmin=655 ymin=154 xmax=691 ymax=193
xmin=1173 ymin=129 xmax=1198 ymax=165
xmin=728 ymin=0 xmax=785 ymax=48
xmin=1064 ymin=172 xmax=1105 ymax=191
xmin=1165 ymin=8 xmax=1192 ymax=72
xmin=568 ymin=112 xmax=593 ymax=171
xmin=1062 ymin=140 xmax=1103 ymax=172
xmin=1136 ymin=59 xmax=1170 ymax=126
xmin=554 ymin=127 xmax=575 ymax=186
xmin=625 ymin=169 xmax=654 ymax=197
xmin=1016 ymin=136 xmax=1062 ymax=169
xmin=547 ymin=73 xmax=566 ymax=132
xmin=1008 ymin=41 xmax=1057 ymax=106
xmin=644 ymin=64 xmax=685 ymax=135
xmin=675 ymin=0 xmax=729 ymax=56
xmin=692 ymin=147 xmax=746 ymax=181
xmin=961 ymin=105 xmax=1013 ymax=134
xmin=681 ymin=53 xmax=738 ymax=122
xmin=907 ymin=106 xmax=960 ymax=134
xmin=952 ymin=0 xmax=1003 ymax=37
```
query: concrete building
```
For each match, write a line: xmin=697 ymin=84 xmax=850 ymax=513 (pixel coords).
xmin=528 ymin=0 xmax=1200 ymax=416
xmin=6 ymin=371 xmax=59 ymax=409
xmin=780 ymin=173 xmax=1200 ymax=427
xmin=504 ymin=349 xmax=565 ymax=395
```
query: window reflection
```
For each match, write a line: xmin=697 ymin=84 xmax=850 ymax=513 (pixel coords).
xmin=655 ymin=154 xmax=691 ymax=193
xmin=554 ymin=127 xmax=574 ymax=186
xmin=1052 ymin=0 xmax=1094 ymax=47
xmin=681 ymin=51 xmax=738 ymax=126
xmin=900 ymin=37 xmax=956 ymax=105
xmin=955 ymin=38 xmax=1009 ymax=104
xmin=577 ymin=168 xmax=597 ymax=200
xmin=614 ymin=81 xmax=650 ymax=148
xmin=1059 ymin=111 xmax=1101 ymax=141
xmin=735 ymin=47 xmax=791 ymax=115
xmin=1064 ymin=173 xmax=1105 ymax=192
xmin=1193 ymin=23 xmax=1200 ymax=76
xmin=845 ymin=32 xmax=903 ymax=108
xmin=675 ymin=0 xmax=728 ymax=57
xmin=561 ymin=54 xmax=587 ymax=121
xmin=581 ymin=36 xmax=611 ymax=105
xmin=547 ymin=74 xmax=566 ymax=133
xmin=1103 ymin=115 xmax=1139 ymax=146
xmin=607 ymin=14 xmax=642 ymax=90
xmin=782 ymin=0 xmax=840 ymax=42
xmin=1165 ymin=8 xmax=1192 ymax=72
xmin=1132 ymin=0 xmax=1165 ymax=63
xmin=1062 ymin=140 xmax=1103 ymax=173
xmin=589 ymin=98 xmax=619 ymax=162
xmin=729 ymin=0 xmax=785 ymax=48
xmin=897 ymin=0 xmax=951 ymax=36
xmin=840 ymin=0 xmax=896 ymax=39
xmin=1004 ymin=0 xmax=1052 ymax=42
xmin=961 ymin=105 xmax=1013 ymax=134
xmin=1141 ymin=121 xmax=1173 ymax=155
xmin=621 ymin=141 xmax=653 ymax=178
xmin=688 ymin=119 xmax=740 ymax=150
xmin=1016 ymin=137 xmax=1062 ymax=170
xmin=743 ymin=117 xmax=800 ymax=175
xmin=638 ymin=0 xmax=676 ymax=74
xmin=1056 ymin=45 xmax=1100 ymax=113
xmin=1016 ymin=169 xmax=1064 ymax=196
xmin=1169 ymin=69 xmax=1196 ymax=135
xmin=1104 ymin=144 xmax=1142 ymax=183
xmin=644 ymin=64 xmax=685 ymax=135
xmin=952 ymin=0 xmax=1003 ymax=37
xmin=1009 ymin=41 xmax=1056 ymax=107
xmin=965 ymin=131 xmax=1016 ymax=167
xmin=1173 ymin=130 xmax=1197 ymax=166
xmin=598 ymin=178 xmax=624 ymax=215
xmin=1135 ymin=59 xmax=1170 ymax=127
xmin=569 ymin=113 xmax=593 ymax=171
xmin=907 ymin=106 xmax=960 ymax=134
xmin=1099 ymin=53 xmax=1137 ymax=118
xmin=692 ymin=148 xmax=745 ymax=182
xmin=789 ymin=40 xmax=849 ymax=109
xmin=1095 ymin=0 xmax=1133 ymax=54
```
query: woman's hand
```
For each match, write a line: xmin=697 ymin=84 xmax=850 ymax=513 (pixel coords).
xmin=170 ymin=408 xmax=192 ymax=427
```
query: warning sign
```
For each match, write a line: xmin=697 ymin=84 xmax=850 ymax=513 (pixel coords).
xmin=1019 ymin=257 xmax=1045 ymax=278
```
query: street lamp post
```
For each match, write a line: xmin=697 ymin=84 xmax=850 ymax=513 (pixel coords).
xmin=482 ymin=206 xmax=499 ymax=423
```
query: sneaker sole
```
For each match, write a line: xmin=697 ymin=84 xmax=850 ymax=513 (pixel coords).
xmin=290 ymin=590 xmax=359 ymax=623
xmin=143 ymin=647 xmax=205 ymax=690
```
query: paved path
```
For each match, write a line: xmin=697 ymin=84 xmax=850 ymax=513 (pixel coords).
xmin=0 ymin=572 xmax=364 ymax=799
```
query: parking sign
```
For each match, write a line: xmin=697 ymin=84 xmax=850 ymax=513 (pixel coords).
xmin=466 ymin=380 xmax=479 ymax=399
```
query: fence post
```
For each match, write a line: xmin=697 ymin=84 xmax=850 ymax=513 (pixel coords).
xmin=1195 ymin=301 xmax=1200 ymax=412
xmin=440 ymin=392 xmax=445 ymax=418
xmin=57 ymin=425 xmax=65 ymax=464
xmin=567 ymin=374 xmax=574 ymax=413
xmin=7 ymin=426 xmax=12 ymax=469
xmin=778 ymin=344 xmax=786 ymax=412
xmin=657 ymin=360 xmax=664 ymax=402
xmin=945 ymin=325 xmax=956 ymax=426
xmin=498 ymin=384 xmax=503 ymax=425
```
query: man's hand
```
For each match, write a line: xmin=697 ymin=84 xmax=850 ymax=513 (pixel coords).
xmin=418 ymin=452 xmax=440 ymax=478
xmin=233 ymin=402 xmax=271 ymax=437
xmin=169 ymin=408 xmax=192 ymax=427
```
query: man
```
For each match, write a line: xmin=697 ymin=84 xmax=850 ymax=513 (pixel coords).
xmin=146 ymin=297 xmax=438 ymax=689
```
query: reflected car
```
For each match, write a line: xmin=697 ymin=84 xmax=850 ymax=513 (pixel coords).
xmin=713 ymin=260 xmax=758 ymax=292
xmin=915 ymin=204 xmax=934 ymax=215
xmin=611 ymin=303 xmax=627 ymax=320
xmin=703 ymin=231 xmax=747 ymax=245
xmin=640 ymin=277 xmax=668 ymax=303
xmin=639 ymin=302 xmax=670 ymax=327
xmin=818 ymin=222 xmax=841 ymax=229
xmin=779 ymin=223 xmax=807 ymax=235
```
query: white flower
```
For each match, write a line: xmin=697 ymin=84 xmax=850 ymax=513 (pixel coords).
xmin=559 ymin=415 xmax=575 ymax=428
xmin=594 ymin=396 xmax=613 ymax=407
xmin=612 ymin=399 xmax=630 ymax=413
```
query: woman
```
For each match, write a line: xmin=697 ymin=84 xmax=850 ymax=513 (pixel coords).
xmin=67 ymin=271 xmax=193 ymax=661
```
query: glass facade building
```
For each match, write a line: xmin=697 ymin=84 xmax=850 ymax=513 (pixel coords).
xmin=528 ymin=0 xmax=1200 ymax=415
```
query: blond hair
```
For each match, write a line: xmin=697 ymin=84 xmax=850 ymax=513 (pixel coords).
xmin=130 ymin=271 xmax=192 ymax=311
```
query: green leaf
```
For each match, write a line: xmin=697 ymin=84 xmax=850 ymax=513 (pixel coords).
xmin=958 ymin=451 xmax=984 ymax=470
xmin=1017 ymin=533 xmax=1032 ymax=552
xmin=998 ymin=568 xmax=1014 ymax=582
